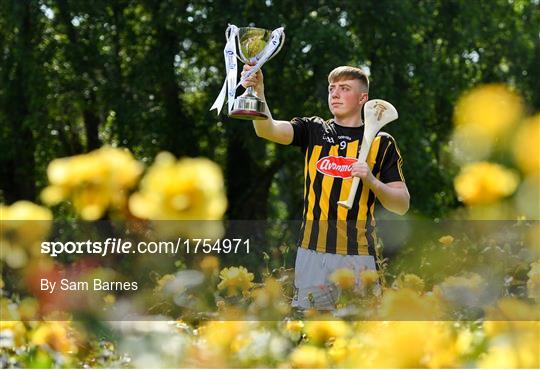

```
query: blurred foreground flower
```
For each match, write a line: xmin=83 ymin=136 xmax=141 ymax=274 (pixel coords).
xmin=454 ymin=84 xmax=523 ymax=139
xmin=359 ymin=269 xmax=379 ymax=287
xmin=478 ymin=336 xmax=540 ymax=368
xmin=451 ymin=84 xmax=524 ymax=163
xmin=304 ymin=320 xmax=348 ymax=346
xmin=289 ymin=345 xmax=328 ymax=368
xmin=349 ymin=321 xmax=457 ymax=368
xmin=41 ymin=147 xmax=142 ymax=220
xmin=31 ymin=321 xmax=78 ymax=354
xmin=378 ymin=288 xmax=443 ymax=320
xmin=129 ymin=153 xmax=226 ymax=239
xmin=250 ymin=277 xmax=289 ymax=316
xmin=0 ymin=318 xmax=26 ymax=348
xmin=217 ymin=266 xmax=254 ymax=297
xmin=284 ymin=320 xmax=304 ymax=334
xmin=484 ymin=298 xmax=540 ymax=335
xmin=454 ymin=162 xmax=518 ymax=205
xmin=187 ymin=320 xmax=254 ymax=367
xmin=0 ymin=201 xmax=52 ymax=268
xmin=130 ymin=153 xmax=226 ymax=220
xmin=393 ymin=273 xmax=425 ymax=294
xmin=482 ymin=298 xmax=540 ymax=368
xmin=329 ymin=268 xmax=356 ymax=290
xmin=199 ymin=255 xmax=220 ymax=276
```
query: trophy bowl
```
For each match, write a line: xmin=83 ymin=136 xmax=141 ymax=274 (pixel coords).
xmin=229 ymin=27 xmax=284 ymax=120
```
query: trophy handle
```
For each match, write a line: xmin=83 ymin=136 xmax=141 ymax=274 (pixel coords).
xmin=268 ymin=30 xmax=285 ymax=61
xmin=225 ymin=25 xmax=234 ymax=42
xmin=251 ymin=29 xmax=285 ymax=63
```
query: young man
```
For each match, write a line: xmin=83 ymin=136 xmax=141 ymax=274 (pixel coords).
xmin=242 ymin=65 xmax=410 ymax=310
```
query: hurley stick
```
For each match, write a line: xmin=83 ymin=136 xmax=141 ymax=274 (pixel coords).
xmin=337 ymin=99 xmax=398 ymax=209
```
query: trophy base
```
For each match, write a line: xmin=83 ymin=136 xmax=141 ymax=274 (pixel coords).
xmin=229 ymin=96 xmax=268 ymax=120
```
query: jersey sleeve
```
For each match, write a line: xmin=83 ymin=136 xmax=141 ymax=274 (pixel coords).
xmin=379 ymin=137 xmax=405 ymax=183
xmin=290 ymin=117 xmax=311 ymax=150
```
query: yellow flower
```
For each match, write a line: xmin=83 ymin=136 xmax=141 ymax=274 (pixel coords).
xmin=327 ymin=337 xmax=348 ymax=365
xmin=199 ymin=256 xmax=220 ymax=275
xmin=303 ymin=320 xmax=348 ymax=346
xmin=71 ymin=184 xmax=111 ymax=220
xmin=199 ymin=321 xmax=248 ymax=351
xmin=0 ymin=200 xmax=52 ymax=221
xmin=250 ymin=277 xmax=288 ymax=314
xmin=513 ymin=114 xmax=540 ymax=174
xmin=129 ymin=153 xmax=227 ymax=220
xmin=42 ymin=146 xmax=142 ymax=220
xmin=349 ymin=321 xmax=458 ymax=368
xmin=0 ymin=320 xmax=27 ymax=347
xmin=0 ymin=201 xmax=52 ymax=268
xmin=359 ymin=269 xmax=379 ymax=287
xmin=378 ymin=288 xmax=443 ymax=320
xmin=285 ymin=320 xmax=304 ymax=334
xmin=478 ymin=329 xmax=540 ymax=368
xmin=329 ymin=268 xmax=356 ymax=290
xmin=451 ymin=85 xmax=523 ymax=163
xmin=490 ymin=298 xmax=540 ymax=321
xmin=0 ymin=201 xmax=52 ymax=244
xmin=217 ymin=266 xmax=254 ymax=297
xmin=394 ymin=273 xmax=425 ymax=294
xmin=454 ymin=162 xmax=519 ymax=205
xmin=31 ymin=321 xmax=77 ymax=354
xmin=527 ymin=260 xmax=540 ymax=300
xmin=454 ymin=84 xmax=524 ymax=138
xmin=438 ymin=235 xmax=455 ymax=246
xmin=289 ymin=345 xmax=328 ymax=368
xmin=484 ymin=298 xmax=540 ymax=337
xmin=129 ymin=153 xmax=227 ymax=239
xmin=100 ymin=146 xmax=144 ymax=188
xmin=455 ymin=328 xmax=475 ymax=355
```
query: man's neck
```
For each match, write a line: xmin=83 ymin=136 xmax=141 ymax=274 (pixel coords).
xmin=333 ymin=114 xmax=363 ymax=127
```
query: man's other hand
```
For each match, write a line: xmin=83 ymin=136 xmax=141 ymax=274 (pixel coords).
xmin=351 ymin=161 xmax=376 ymax=186
xmin=241 ymin=64 xmax=264 ymax=97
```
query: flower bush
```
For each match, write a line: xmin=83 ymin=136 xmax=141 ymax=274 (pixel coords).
xmin=1 ymin=83 xmax=539 ymax=368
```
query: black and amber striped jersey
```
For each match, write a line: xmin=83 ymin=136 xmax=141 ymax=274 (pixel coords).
xmin=290 ymin=116 xmax=405 ymax=256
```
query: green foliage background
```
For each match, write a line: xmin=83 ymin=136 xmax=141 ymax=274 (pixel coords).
xmin=1 ymin=0 xmax=539 ymax=219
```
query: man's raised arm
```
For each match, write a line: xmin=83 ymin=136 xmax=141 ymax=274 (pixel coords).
xmin=241 ymin=65 xmax=293 ymax=145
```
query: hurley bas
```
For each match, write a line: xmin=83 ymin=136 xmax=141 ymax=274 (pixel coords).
xmin=41 ymin=278 xmax=138 ymax=293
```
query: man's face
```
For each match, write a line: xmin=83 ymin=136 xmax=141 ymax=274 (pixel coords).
xmin=328 ymin=79 xmax=368 ymax=118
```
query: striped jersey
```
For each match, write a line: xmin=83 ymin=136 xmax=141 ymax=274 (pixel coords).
xmin=290 ymin=116 xmax=405 ymax=256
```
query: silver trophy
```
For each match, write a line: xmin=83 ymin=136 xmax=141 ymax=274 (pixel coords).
xmin=211 ymin=26 xmax=285 ymax=120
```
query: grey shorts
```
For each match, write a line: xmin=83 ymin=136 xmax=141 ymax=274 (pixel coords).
xmin=291 ymin=247 xmax=377 ymax=310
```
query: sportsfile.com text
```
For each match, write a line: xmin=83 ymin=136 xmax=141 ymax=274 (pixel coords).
xmin=40 ymin=238 xmax=251 ymax=257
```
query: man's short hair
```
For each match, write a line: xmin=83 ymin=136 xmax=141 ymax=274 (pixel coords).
xmin=328 ymin=66 xmax=369 ymax=93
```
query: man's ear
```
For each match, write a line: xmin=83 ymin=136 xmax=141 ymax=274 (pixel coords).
xmin=358 ymin=93 xmax=368 ymax=106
